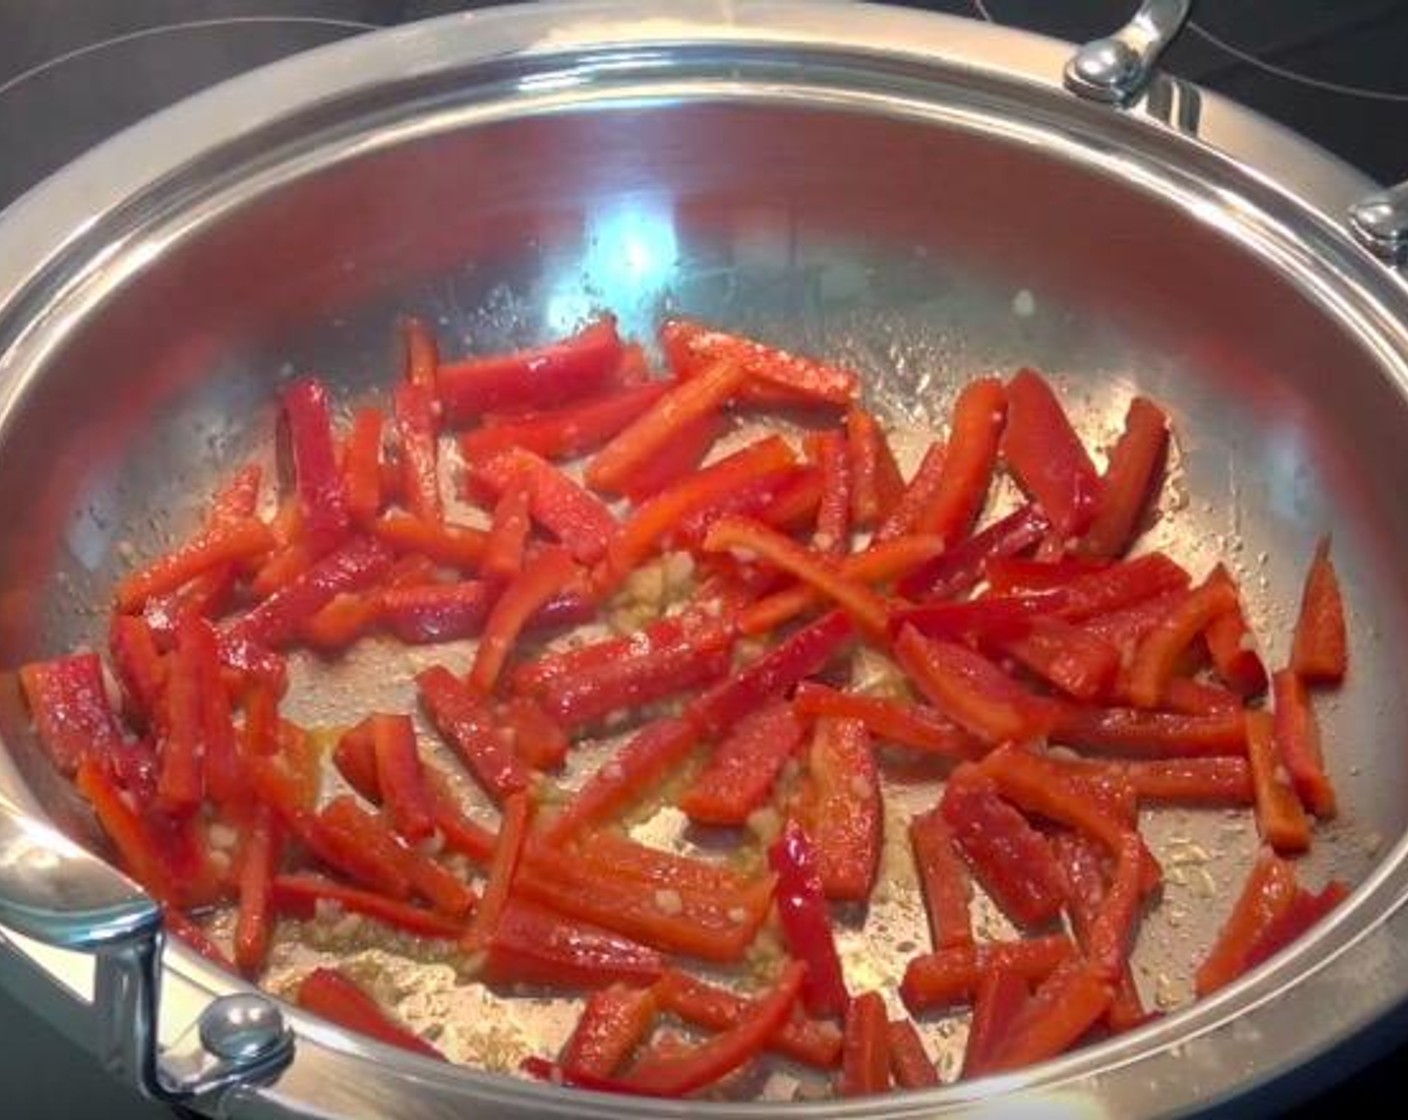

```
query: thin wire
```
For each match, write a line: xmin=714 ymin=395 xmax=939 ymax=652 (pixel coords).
xmin=0 ymin=16 xmax=380 ymax=100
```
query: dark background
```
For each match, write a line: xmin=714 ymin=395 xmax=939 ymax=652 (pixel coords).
xmin=1 ymin=2 xmax=1405 ymax=1116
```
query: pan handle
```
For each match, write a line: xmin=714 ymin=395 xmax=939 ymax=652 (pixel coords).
xmin=1063 ymin=0 xmax=1193 ymax=104
xmin=0 ymin=795 xmax=294 ymax=1112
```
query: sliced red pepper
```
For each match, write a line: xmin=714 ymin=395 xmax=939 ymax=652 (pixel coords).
xmin=846 ymin=406 xmax=906 ymax=527
xmin=839 ymin=991 xmax=891 ymax=1097
xmin=886 ymin=1018 xmax=940 ymax=1089
xmin=891 ymin=595 xmax=1049 ymax=645
xmin=1084 ymin=831 xmax=1146 ymax=982
xmin=622 ymin=961 xmax=805 ymax=1096
xmin=963 ymin=969 xmax=1031 ymax=1077
xmin=680 ymin=702 xmax=804 ymax=826
xmin=165 ymin=908 xmax=235 ymax=970
xmin=281 ymin=378 xmax=351 ymax=556
xmin=1116 ymin=757 xmax=1253 ymax=805
xmin=367 ymin=713 xmax=435 ymax=842
xmin=115 ymin=518 xmax=274 ymax=613
xmin=1080 ymin=396 xmax=1170 ymax=558
xmin=481 ymin=479 xmax=533 ymax=583
xmin=19 ymin=652 xmax=127 ymax=776
xmin=767 ymin=820 xmax=850 ymax=1018
xmin=562 ymin=985 xmax=659 ymax=1080
xmin=941 ymin=767 xmax=1068 ymax=928
xmin=377 ymin=582 xmax=491 ymax=644
xmin=897 ymin=504 xmax=1048 ymax=601
xmin=392 ymin=381 xmax=442 ymax=524
xmin=226 ymin=536 xmax=395 ymax=649
xmin=1125 ymin=574 xmax=1237 ymax=708
xmin=270 ymin=873 xmax=465 ymax=940
xmin=910 ymin=807 xmax=975 ymax=952
xmin=482 ymin=897 xmax=665 ymax=989
xmin=417 ymin=665 xmax=531 ymax=803
xmin=401 ymin=315 xmax=439 ymax=388
xmin=464 ymin=791 xmax=531 ymax=951
xmin=985 ymin=556 xmax=1109 ymax=595
xmin=874 ymin=440 xmax=944 ymax=542
xmin=670 ymin=465 xmax=819 ymax=551
xmin=296 ymin=967 xmax=446 ymax=1060
xmin=460 ymin=381 xmax=669 ymax=463
xmin=805 ymin=429 xmax=851 ymax=554
xmin=1077 ymin=588 xmax=1188 ymax=661
xmin=1036 ymin=552 xmax=1192 ymax=624
xmin=498 ymin=695 xmax=569 ymax=771
xmin=1159 ymin=677 xmax=1244 ymax=716
xmin=469 ymin=547 xmax=584 ymax=693
xmin=1290 ymin=535 xmax=1347 ymax=683
xmin=437 ymin=317 xmax=624 ymax=424
xmin=587 ymin=358 xmax=748 ymax=494
xmin=899 ymin=937 xmax=1075 ymax=1013
xmin=343 ymin=408 xmax=385 ymax=526
xmin=371 ymin=512 xmax=487 ymax=571
xmin=662 ymin=318 xmax=858 ymax=408
xmin=1194 ymin=849 xmax=1300 ymax=995
xmin=1005 ymin=617 xmax=1122 ymax=702
xmin=984 ymin=959 xmax=1112 ymax=1072
xmin=893 ymin=626 xmax=1058 ymax=744
xmin=1050 ymin=703 xmax=1247 ymax=758
xmin=467 ymin=447 xmax=616 ymax=565
xmin=1243 ymin=881 xmax=1349 ymax=971
xmin=541 ymin=718 xmax=697 ymax=846
xmin=109 ymin=614 xmax=166 ymax=728
xmin=792 ymin=682 xmax=978 ymax=760
xmin=1001 ymin=368 xmax=1102 ymax=536
xmin=1246 ymin=710 xmax=1312 ymax=854
xmin=1196 ymin=564 xmax=1268 ymax=697
xmin=75 ymin=758 xmax=178 ymax=904
xmin=249 ymin=541 xmax=313 ymax=601
xmin=300 ymin=592 xmax=380 ymax=652
xmin=604 ymin=435 xmax=796 ymax=578
xmin=568 ymin=833 xmax=754 ymax=899
xmin=757 ymin=466 xmax=826 ymax=533
xmin=233 ymin=804 xmax=282 ymax=976
xmin=906 ymin=377 xmax=1008 ymax=545
xmin=704 ymin=515 xmax=890 ymax=640
xmin=192 ymin=618 xmax=243 ymax=809
xmin=688 ymin=610 xmax=853 ymax=736
xmin=157 ymin=616 xmax=208 ymax=815
xmin=619 ymin=411 xmax=724 ymax=503
xmin=1272 ymin=668 xmax=1336 ymax=818
xmin=797 ymin=717 xmax=881 ymax=902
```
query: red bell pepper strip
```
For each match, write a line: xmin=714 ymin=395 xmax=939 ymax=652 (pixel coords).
xmin=1272 ymin=668 xmax=1336 ymax=818
xmin=498 ymin=695 xmax=569 ymax=770
xmin=270 ymin=873 xmax=465 ymax=940
xmin=1194 ymin=849 xmax=1299 ymax=996
xmin=75 ymin=758 xmax=179 ymax=904
xmin=392 ymin=382 xmax=442 ymax=523
xmin=541 ymin=718 xmax=697 ymax=846
xmin=619 ymin=411 xmax=725 ymax=503
xmin=165 ymin=908 xmax=235 ymax=970
xmin=296 ymin=967 xmax=446 ymax=1060
xmin=308 ymin=796 xmax=412 ymax=899
xmin=984 ymin=959 xmax=1113 ymax=1072
xmin=371 ymin=512 xmax=487 ymax=571
xmin=437 ymin=317 xmax=624 ymax=424
xmin=909 ymin=807 xmax=975 ymax=951
xmin=368 ymin=713 xmax=435 ymax=842
xmin=1075 ymin=588 xmax=1187 ymax=660
xmin=840 ymin=991 xmax=892 ymax=1097
xmin=667 ymin=465 xmax=816 ymax=550
xmin=401 ymin=315 xmax=439 ymax=388
xmin=249 ymin=542 xmax=313 ymax=601
xmin=757 ymin=466 xmax=826 ymax=533
xmin=513 ymin=611 xmax=723 ymax=695
xmin=460 ymin=381 xmax=669 ymax=463
xmin=467 ymin=447 xmax=616 ymax=565
xmin=846 ymin=406 xmax=906 ymax=527
xmin=874 ymin=441 xmax=944 ymax=542
xmin=281 ymin=378 xmax=351 ymax=555
xmin=1004 ymin=616 xmax=1122 ymax=702
xmin=481 ymin=479 xmax=533 ymax=583
xmin=1159 ymin=677 xmax=1243 ymax=716
xmin=891 ymin=595 xmax=1050 ymax=645
xmin=805 ymin=429 xmax=851 ymax=554
xmin=604 ymin=435 xmax=796 ymax=578
xmin=941 ymin=767 xmax=1068 ymax=928
xmin=1050 ymin=703 xmax=1247 ymax=758
xmin=115 ymin=518 xmax=274 ymax=613
xmin=962 ymin=969 xmax=1031 ymax=1077
xmin=688 ymin=610 xmax=853 ymax=736
xmin=299 ymin=592 xmax=379 ymax=652
xmin=767 ymin=820 xmax=850 ymax=1018
xmin=912 ymin=377 xmax=1009 ymax=546
xmin=792 ymin=682 xmax=979 ymax=760
xmin=482 ymin=897 xmax=665 ymax=989
xmin=900 ymin=506 xmax=1046 ymax=603
xmin=463 ymin=791 xmax=531 ymax=951
xmin=562 ymin=985 xmax=659 ymax=1080
xmin=1001 ymin=368 xmax=1102 ymax=536
xmin=568 ymin=833 xmax=754 ymax=898
xmin=377 ymin=582 xmax=491 ymax=644
xmin=1084 ymin=831 xmax=1147 ymax=982
xmin=469 ymin=547 xmax=584 ymax=693
xmin=192 ymin=619 xmax=243 ymax=809
xmin=417 ymin=665 xmax=531 ymax=803
xmin=652 ymin=970 xmax=843 ymax=1069
xmin=226 ymin=536 xmax=395 ymax=649
xmin=1246 ymin=710 xmax=1312 ymax=854
xmin=1243 ymin=881 xmax=1349 ymax=971
xmin=587 ymin=358 xmax=749 ymax=494
xmin=893 ymin=626 xmax=1058 ymax=744
xmin=233 ymin=804 xmax=282 ymax=976
xmin=1290 ymin=535 xmax=1348 ymax=683
xmin=680 ymin=702 xmax=804 ymax=826
xmin=885 ymin=1019 xmax=940 ymax=1089
xmin=985 ymin=555 xmax=1109 ymax=595
xmin=1196 ymin=565 xmax=1268 ymax=697
xmin=157 ymin=616 xmax=209 ymax=816
xmin=1115 ymin=757 xmax=1253 ymax=805
xmin=1080 ymin=396 xmax=1170 ymax=558
xmin=342 ymin=407 xmax=386 ymax=528
xmin=795 ymin=717 xmax=881 ymax=902
xmin=19 ymin=652 xmax=128 ymax=776
xmin=662 ymin=318 xmax=858 ymax=408
xmin=109 ymin=614 xmax=166 ymax=728
xmin=703 ymin=516 xmax=890 ymax=640
xmin=621 ymin=961 xmax=805 ymax=1096
xmin=899 ymin=937 xmax=1075 ymax=1013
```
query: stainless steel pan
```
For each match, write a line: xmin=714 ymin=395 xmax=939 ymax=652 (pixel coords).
xmin=2 ymin=1 xmax=1408 ymax=1116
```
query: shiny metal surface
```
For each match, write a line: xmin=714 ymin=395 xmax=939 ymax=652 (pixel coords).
xmin=1063 ymin=0 xmax=1193 ymax=104
xmin=1 ymin=2 xmax=1408 ymax=1117
xmin=1350 ymin=180 xmax=1408 ymax=266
